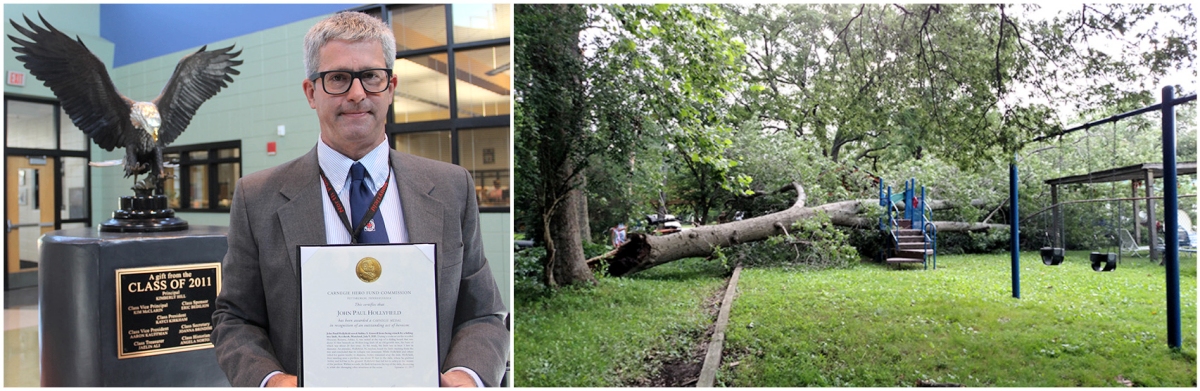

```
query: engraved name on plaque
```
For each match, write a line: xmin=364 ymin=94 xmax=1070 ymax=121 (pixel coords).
xmin=115 ymin=263 xmax=222 ymax=359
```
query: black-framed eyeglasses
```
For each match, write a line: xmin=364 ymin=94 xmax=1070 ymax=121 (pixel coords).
xmin=309 ymin=68 xmax=393 ymax=95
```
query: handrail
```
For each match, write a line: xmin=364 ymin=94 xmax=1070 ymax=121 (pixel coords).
xmin=881 ymin=184 xmax=902 ymax=251
xmin=888 ymin=203 xmax=901 ymax=248
xmin=923 ymin=203 xmax=934 ymax=231
xmin=889 ymin=202 xmax=902 ymax=226
xmin=924 ymin=221 xmax=938 ymax=270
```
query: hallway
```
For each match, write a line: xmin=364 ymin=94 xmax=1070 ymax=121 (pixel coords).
xmin=5 ymin=286 xmax=38 ymax=387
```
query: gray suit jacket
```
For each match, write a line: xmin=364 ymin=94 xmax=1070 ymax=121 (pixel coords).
xmin=212 ymin=147 xmax=508 ymax=386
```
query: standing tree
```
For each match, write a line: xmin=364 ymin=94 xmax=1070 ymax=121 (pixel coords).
xmin=516 ymin=4 xmax=746 ymax=287
xmin=515 ymin=4 xmax=594 ymax=287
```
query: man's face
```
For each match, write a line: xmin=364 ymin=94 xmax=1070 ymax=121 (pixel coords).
xmin=303 ymin=39 xmax=397 ymax=157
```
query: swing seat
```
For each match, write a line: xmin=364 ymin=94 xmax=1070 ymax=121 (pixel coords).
xmin=1040 ymin=247 xmax=1064 ymax=265
xmin=1090 ymin=252 xmax=1117 ymax=272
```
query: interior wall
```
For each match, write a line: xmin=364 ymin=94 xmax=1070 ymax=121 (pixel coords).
xmin=4 ymin=4 xmax=113 ymax=101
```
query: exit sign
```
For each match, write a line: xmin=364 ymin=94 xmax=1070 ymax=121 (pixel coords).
xmin=7 ymin=71 xmax=25 ymax=86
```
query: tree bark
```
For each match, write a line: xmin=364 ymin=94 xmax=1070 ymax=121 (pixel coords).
xmin=605 ymin=183 xmax=1008 ymax=276
xmin=525 ymin=4 xmax=594 ymax=287
xmin=576 ymin=173 xmax=591 ymax=243
xmin=549 ymin=176 xmax=595 ymax=285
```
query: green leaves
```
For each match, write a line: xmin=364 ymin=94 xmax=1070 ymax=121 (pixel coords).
xmin=723 ymin=4 xmax=1193 ymax=169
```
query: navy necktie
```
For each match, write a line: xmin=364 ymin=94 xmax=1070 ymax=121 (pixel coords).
xmin=349 ymin=162 xmax=389 ymax=243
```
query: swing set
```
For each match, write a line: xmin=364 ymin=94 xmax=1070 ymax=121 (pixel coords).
xmin=1033 ymin=162 xmax=1197 ymax=264
xmin=1009 ymin=86 xmax=1195 ymax=350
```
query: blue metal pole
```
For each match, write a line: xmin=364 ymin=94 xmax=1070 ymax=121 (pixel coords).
xmin=909 ymin=179 xmax=916 ymax=221
xmin=879 ymin=178 xmax=885 ymax=206
xmin=1010 ymin=162 xmax=1020 ymax=299
xmin=1162 ymin=86 xmax=1181 ymax=349
xmin=908 ymin=178 xmax=915 ymax=221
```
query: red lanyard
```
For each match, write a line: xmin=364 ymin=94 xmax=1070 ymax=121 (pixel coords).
xmin=318 ymin=165 xmax=392 ymax=244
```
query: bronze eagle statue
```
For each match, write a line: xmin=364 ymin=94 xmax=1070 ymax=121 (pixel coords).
xmin=8 ymin=13 xmax=241 ymax=195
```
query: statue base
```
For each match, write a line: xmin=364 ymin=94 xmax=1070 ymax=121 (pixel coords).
xmin=99 ymin=195 xmax=188 ymax=232
xmin=40 ymin=226 xmax=230 ymax=386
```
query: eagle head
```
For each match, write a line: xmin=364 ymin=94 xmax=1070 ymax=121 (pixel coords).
xmin=129 ymin=102 xmax=162 ymax=143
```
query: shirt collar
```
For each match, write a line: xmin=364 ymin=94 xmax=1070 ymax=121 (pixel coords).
xmin=317 ymin=137 xmax=392 ymax=192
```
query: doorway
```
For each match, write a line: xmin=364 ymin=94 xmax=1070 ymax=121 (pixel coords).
xmin=5 ymin=97 xmax=92 ymax=290
xmin=5 ymin=156 xmax=56 ymax=289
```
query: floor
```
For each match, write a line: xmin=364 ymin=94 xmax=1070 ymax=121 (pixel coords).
xmin=5 ymin=286 xmax=39 ymax=387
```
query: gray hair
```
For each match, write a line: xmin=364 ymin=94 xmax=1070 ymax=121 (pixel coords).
xmin=303 ymin=11 xmax=396 ymax=78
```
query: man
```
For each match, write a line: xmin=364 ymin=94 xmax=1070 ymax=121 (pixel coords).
xmin=211 ymin=12 xmax=507 ymax=387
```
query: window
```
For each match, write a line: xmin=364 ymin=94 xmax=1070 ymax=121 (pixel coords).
xmin=61 ymin=157 xmax=89 ymax=220
xmin=385 ymin=3 xmax=512 ymax=212
xmin=6 ymin=100 xmax=56 ymax=149
xmin=458 ymin=127 xmax=509 ymax=208
xmin=163 ymin=141 xmax=241 ymax=212
xmin=394 ymin=131 xmax=453 ymax=164
xmin=393 ymin=53 xmax=453 ymax=123
xmin=451 ymin=4 xmax=511 ymax=43
xmin=59 ymin=107 xmax=87 ymax=151
xmin=392 ymin=5 xmax=447 ymax=51
xmin=454 ymin=45 xmax=511 ymax=118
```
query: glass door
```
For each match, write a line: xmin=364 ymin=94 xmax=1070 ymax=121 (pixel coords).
xmin=6 ymin=156 xmax=56 ymax=289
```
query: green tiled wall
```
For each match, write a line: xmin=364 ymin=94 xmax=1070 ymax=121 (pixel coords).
xmin=480 ymin=213 xmax=513 ymax=310
xmin=4 ymin=4 xmax=111 ymax=100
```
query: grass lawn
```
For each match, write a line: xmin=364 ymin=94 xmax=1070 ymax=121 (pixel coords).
xmin=720 ymin=251 xmax=1198 ymax=387
xmin=514 ymin=257 xmax=729 ymax=387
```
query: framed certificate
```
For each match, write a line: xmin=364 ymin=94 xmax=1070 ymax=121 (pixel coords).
xmin=298 ymin=243 xmax=439 ymax=387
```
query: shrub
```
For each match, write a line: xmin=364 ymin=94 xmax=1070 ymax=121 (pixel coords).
xmin=937 ymin=229 xmax=1011 ymax=254
xmin=846 ymin=225 xmax=888 ymax=262
xmin=730 ymin=211 xmax=859 ymax=270
xmin=515 ymin=246 xmax=547 ymax=297
xmin=515 ymin=240 xmax=615 ymax=297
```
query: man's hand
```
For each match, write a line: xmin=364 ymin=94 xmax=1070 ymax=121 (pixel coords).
xmin=266 ymin=374 xmax=298 ymax=387
xmin=439 ymin=370 xmax=477 ymax=387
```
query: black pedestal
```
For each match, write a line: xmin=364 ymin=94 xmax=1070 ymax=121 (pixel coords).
xmin=39 ymin=226 xmax=230 ymax=386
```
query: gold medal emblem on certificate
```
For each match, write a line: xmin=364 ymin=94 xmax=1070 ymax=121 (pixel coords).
xmin=356 ymin=257 xmax=382 ymax=283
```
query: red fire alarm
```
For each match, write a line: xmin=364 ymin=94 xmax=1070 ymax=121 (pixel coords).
xmin=267 ymin=141 xmax=277 ymax=156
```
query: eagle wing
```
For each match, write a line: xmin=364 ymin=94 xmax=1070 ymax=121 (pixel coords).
xmin=8 ymin=13 xmax=135 ymax=152
xmin=154 ymin=45 xmax=242 ymax=146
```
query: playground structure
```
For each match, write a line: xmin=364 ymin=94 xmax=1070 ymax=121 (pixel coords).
xmin=878 ymin=178 xmax=937 ymax=269
xmin=1011 ymin=85 xmax=1195 ymax=349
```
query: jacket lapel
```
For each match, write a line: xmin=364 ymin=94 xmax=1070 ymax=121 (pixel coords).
xmin=277 ymin=147 xmax=327 ymax=278
xmin=391 ymin=151 xmax=444 ymax=247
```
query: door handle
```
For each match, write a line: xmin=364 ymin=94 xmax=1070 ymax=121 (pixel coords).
xmin=5 ymin=220 xmax=53 ymax=233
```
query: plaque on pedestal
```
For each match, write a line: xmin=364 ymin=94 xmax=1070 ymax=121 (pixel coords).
xmin=39 ymin=226 xmax=230 ymax=387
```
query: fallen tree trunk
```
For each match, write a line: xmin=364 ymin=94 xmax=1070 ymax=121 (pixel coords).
xmin=875 ymin=198 xmax=992 ymax=212
xmin=603 ymin=183 xmax=1009 ymax=276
